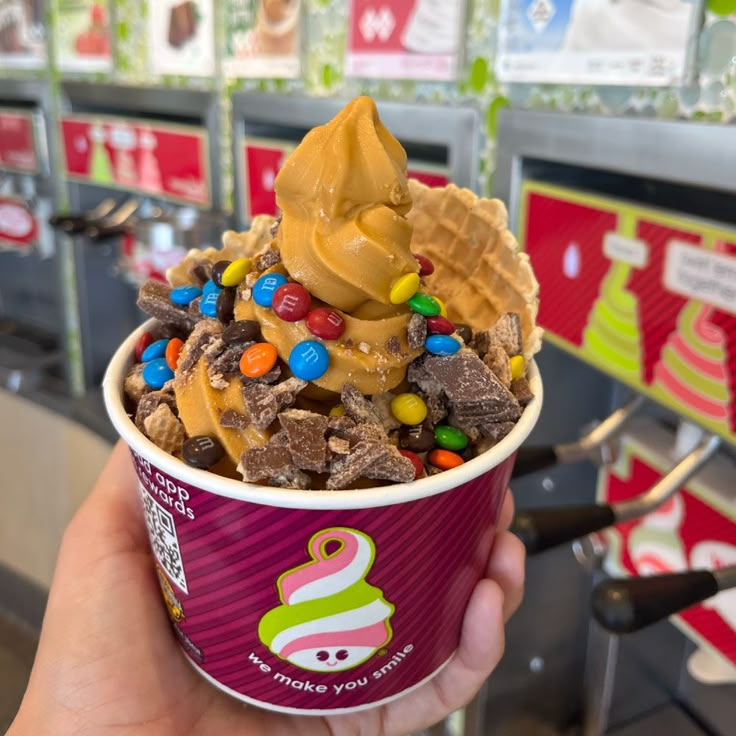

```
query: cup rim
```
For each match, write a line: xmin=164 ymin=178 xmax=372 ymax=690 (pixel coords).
xmin=103 ymin=319 xmax=543 ymax=510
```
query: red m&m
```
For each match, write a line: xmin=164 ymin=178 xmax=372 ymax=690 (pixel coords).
xmin=426 ymin=316 xmax=455 ymax=335
xmin=272 ymin=283 xmax=312 ymax=322
xmin=399 ymin=450 xmax=424 ymax=480
xmin=415 ymin=254 xmax=435 ymax=276
xmin=306 ymin=308 xmax=346 ymax=340
xmin=135 ymin=331 xmax=154 ymax=362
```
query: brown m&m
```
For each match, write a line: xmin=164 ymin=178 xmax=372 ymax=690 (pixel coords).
xmin=182 ymin=435 xmax=225 ymax=469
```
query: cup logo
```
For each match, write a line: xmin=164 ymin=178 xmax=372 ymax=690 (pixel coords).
xmin=258 ymin=527 xmax=394 ymax=672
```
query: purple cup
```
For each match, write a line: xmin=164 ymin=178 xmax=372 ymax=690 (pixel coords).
xmin=103 ymin=319 xmax=543 ymax=715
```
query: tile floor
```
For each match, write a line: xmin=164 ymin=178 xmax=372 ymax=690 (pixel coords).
xmin=0 ymin=614 xmax=37 ymax=733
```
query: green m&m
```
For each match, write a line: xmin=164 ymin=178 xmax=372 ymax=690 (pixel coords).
xmin=434 ymin=425 xmax=469 ymax=451
xmin=407 ymin=292 xmax=441 ymax=317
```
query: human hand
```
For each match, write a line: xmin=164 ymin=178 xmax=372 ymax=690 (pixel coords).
xmin=10 ymin=441 xmax=525 ymax=736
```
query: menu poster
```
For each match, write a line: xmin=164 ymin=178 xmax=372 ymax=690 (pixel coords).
xmin=241 ymin=137 xmax=293 ymax=221
xmin=148 ymin=0 xmax=215 ymax=78
xmin=497 ymin=0 xmax=703 ymax=85
xmin=0 ymin=109 xmax=38 ymax=174
xmin=345 ymin=0 xmax=467 ymax=81
xmin=0 ymin=0 xmax=46 ymax=68
xmin=57 ymin=0 xmax=112 ymax=72
xmin=0 ymin=195 xmax=39 ymax=251
xmin=224 ymin=0 xmax=301 ymax=79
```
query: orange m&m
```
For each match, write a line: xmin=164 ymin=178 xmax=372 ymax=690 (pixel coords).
xmin=428 ymin=448 xmax=464 ymax=470
xmin=165 ymin=338 xmax=184 ymax=371
xmin=240 ymin=342 xmax=278 ymax=378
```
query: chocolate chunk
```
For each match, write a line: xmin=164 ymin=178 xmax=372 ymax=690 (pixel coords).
xmin=255 ymin=247 xmax=281 ymax=271
xmin=137 ymin=279 xmax=198 ymax=331
xmin=341 ymin=384 xmax=381 ymax=425
xmin=478 ymin=421 xmax=516 ymax=441
xmin=271 ymin=376 xmax=307 ymax=406
xmin=211 ymin=260 xmax=231 ymax=289
xmin=424 ymin=390 xmax=448 ymax=425
xmin=279 ymin=409 xmax=329 ymax=472
xmin=220 ymin=409 xmax=250 ymax=430
xmin=386 ymin=336 xmax=402 ymax=356
xmin=327 ymin=415 xmax=356 ymax=435
xmin=188 ymin=296 xmax=203 ymax=319
xmin=182 ymin=436 xmax=225 ymax=469
xmin=327 ymin=441 xmax=388 ymax=490
xmin=371 ymin=393 xmax=401 ymax=432
xmin=398 ymin=423 xmax=435 ymax=453
xmin=328 ymin=436 xmax=351 ymax=455
xmin=209 ymin=343 xmax=249 ymax=388
xmin=454 ymin=323 xmax=473 ymax=344
xmin=270 ymin=213 xmax=282 ymax=237
xmin=216 ymin=287 xmax=236 ymax=324
xmin=135 ymin=389 xmax=178 ymax=432
xmin=241 ymin=364 xmax=282 ymax=385
xmin=124 ymin=363 xmax=153 ymax=403
xmin=343 ymin=423 xmax=388 ymax=445
xmin=510 ymin=377 xmax=534 ymax=407
xmin=271 ymin=467 xmax=311 ymax=490
xmin=483 ymin=344 xmax=512 ymax=388
xmin=408 ymin=313 xmax=427 ymax=351
xmin=222 ymin=319 xmax=261 ymax=345
xmin=242 ymin=383 xmax=279 ymax=430
xmin=177 ymin=319 xmax=223 ymax=379
xmin=191 ymin=262 xmax=212 ymax=285
xmin=240 ymin=444 xmax=296 ymax=483
xmin=477 ymin=313 xmax=522 ymax=357
xmin=365 ymin=446 xmax=416 ymax=483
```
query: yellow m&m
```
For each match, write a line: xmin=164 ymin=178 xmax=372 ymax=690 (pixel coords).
xmin=510 ymin=355 xmax=525 ymax=381
xmin=434 ymin=296 xmax=448 ymax=318
xmin=390 ymin=393 xmax=428 ymax=425
xmin=389 ymin=273 xmax=420 ymax=304
xmin=221 ymin=258 xmax=252 ymax=287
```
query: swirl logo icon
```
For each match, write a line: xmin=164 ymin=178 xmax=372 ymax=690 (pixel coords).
xmin=258 ymin=527 xmax=394 ymax=672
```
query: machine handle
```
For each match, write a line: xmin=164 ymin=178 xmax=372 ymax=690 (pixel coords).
xmin=512 ymin=446 xmax=559 ymax=478
xmin=592 ymin=571 xmax=720 ymax=634
xmin=511 ymin=504 xmax=616 ymax=555
xmin=85 ymin=223 xmax=133 ymax=240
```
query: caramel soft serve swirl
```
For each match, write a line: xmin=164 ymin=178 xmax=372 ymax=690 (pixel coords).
xmin=235 ymin=97 xmax=424 ymax=394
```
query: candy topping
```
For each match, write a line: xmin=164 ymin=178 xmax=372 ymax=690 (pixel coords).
xmin=398 ymin=423 xmax=435 ymax=452
xmin=288 ymin=340 xmax=330 ymax=381
xmin=399 ymin=449 xmax=424 ymax=480
xmin=202 ymin=279 xmax=220 ymax=296
xmin=142 ymin=358 xmax=175 ymax=389
xmin=389 ymin=273 xmax=421 ymax=305
xmin=182 ymin=435 xmax=225 ymax=469
xmin=135 ymin=331 xmax=154 ymax=362
xmin=272 ymin=283 xmax=312 ymax=322
xmin=425 ymin=334 xmax=461 ymax=356
xmin=211 ymin=260 xmax=231 ymax=288
xmin=141 ymin=339 xmax=169 ymax=362
xmin=221 ymin=258 xmax=252 ymax=287
xmin=200 ymin=289 xmax=221 ymax=317
xmin=426 ymin=316 xmax=455 ymax=335
xmin=253 ymin=273 xmax=289 ymax=307
xmin=306 ymin=308 xmax=346 ymax=340
xmin=165 ymin=338 xmax=184 ymax=371
xmin=434 ymin=425 xmax=469 ymax=451
xmin=407 ymin=292 xmax=441 ymax=317
xmin=510 ymin=355 xmax=525 ymax=381
xmin=240 ymin=342 xmax=278 ymax=378
xmin=170 ymin=285 xmax=203 ymax=306
xmin=428 ymin=448 xmax=464 ymax=470
xmin=415 ymin=254 xmax=434 ymax=276
xmin=329 ymin=404 xmax=346 ymax=417
xmin=390 ymin=393 xmax=428 ymax=425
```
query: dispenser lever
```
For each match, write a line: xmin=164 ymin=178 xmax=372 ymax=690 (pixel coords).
xmin=592 ymin=567 xmax=736 ymax=634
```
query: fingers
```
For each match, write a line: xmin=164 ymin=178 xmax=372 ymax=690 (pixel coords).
xmin=498 ymin=488 xmax=515 ymax=532
xmin=486 ymin=530 xmax=526 ymax=622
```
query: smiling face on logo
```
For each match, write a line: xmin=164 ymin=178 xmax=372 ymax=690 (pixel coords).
xmin=286 ymin=645 xmax=377 ymax=672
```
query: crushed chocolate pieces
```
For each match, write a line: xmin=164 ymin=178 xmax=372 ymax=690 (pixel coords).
xmin=477 ymin=313 xmax=523 ymax=358
xmin=222 ymin=319 xmax=260 ymax=345
xmin=510 ymin=377 xmax=534 ymax=406
xmin=365 ymin=446 xmax=415 ymax=483
xmin=327 ymin=441 xmax=389 ymax=490
xmin=271 ymin=376 xmax=307 ymax=405
xmin=209 ymin=343 xmax=251 ymax=389
xmin=176 ymin=319 xmax=223 ymax=380
xmin=483 ymin=344 xmax=512 ymax=388
xmin=386 ymin=336 xmax=402 ymax=356
xmin=239 ymin=443 xmax=296 ymax=483
xmin=242 ymin=383 xmax=279 ymax=430
xmin=135 ymin=389 xmax=178 ymax=432
xmin=270 ymin=213 xmax=282 ymax=237
xmin=343 ymin=423 xmax=389 ymax=445
xmin=408 ymin=313 xmax=427 ymax=350
xmin=479 ymin=421 xmax=516 ymax=441
xmin=327 ymin=415 xmax=356 ymax=435
xmin=191 ymin=262 xmax=212 ymax=285
xmin=341 ymin=384 xmax=382 ymax=425
xmin=328 ymin=436 xmax=351 ymax=455
xmin=124 ymin=363 xmax=153 ymax=403
xmin=255 ymin=247 xmax=281 ymax=271
xmin=241 ymin=364 xmax=282 ymax=385
xmin=137 ymin=279 xmax=198 ymax=331
xmin=219 ymin=408 xmax=250 ymax=430
xmin=423 ymin=390 xmax=449 ymax=425
xmin=271 ymin=468 xmax=311 ymax=490
xmin=279 ymin=409 xmax=329 ymax=472
xmin=370 ymin=393 xmax=401 ymax=432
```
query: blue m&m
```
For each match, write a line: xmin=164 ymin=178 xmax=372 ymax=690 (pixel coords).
xmin=140 ymin=338 xmax=169 ymax=362
xmin=202 ymin=279 xmax=220 ymax=296
xmin=170 ymin=285 xmax=202 ymax=306
xmin=288 ymin=340 xmax=329 ymax=381
xmin=253 ymin=273 xmax=289 ymax=307
xmin=425 ymin=334 xmax=461 ymax=356
xmin=200 ymin=289 xmax=221 ymax=317
xmin=142 ymin=358 xmax=175 ymax=389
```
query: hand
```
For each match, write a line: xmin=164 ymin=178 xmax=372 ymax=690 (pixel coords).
xmin=10 ymin=441 xmax=525 ymax=736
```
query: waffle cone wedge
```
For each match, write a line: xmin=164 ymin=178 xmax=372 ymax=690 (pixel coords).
xmin=407 ymin=179 xmax=542 ymax=359
xmin=143 ymin=403 xmax=186 ymax=456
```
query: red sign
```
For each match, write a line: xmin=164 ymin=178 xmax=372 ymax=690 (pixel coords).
xmin=60 ymin=115 xmax=211 ymax=207
xmin=242 ymin=140 xmax=292 ymax=221
xmin=0 ymin=110 xmax=38 ymax=174
xmin=407 ymin=167 xmax=449 ymax=188
xmin=601 ymin=451 xmax=736 ymax=667
xmin=0 ymin=196 xmax=39 ymax=250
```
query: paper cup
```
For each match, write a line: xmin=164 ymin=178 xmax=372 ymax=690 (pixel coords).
xmin=103 ymin=319 xmax=543 ymax=715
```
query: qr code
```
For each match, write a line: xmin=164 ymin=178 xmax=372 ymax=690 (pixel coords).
xmin=139 ymin=483 xmax=188 ymax=593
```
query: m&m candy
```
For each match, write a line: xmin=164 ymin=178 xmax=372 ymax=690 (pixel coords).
xmin=399 ymin=450 xmax=424 ymax=480
xmin=221 ymin=258 xmax=252 ymax=287
xmin=135 ymin=331 xmax=154 ymax=362
xmin=390 ymin=393 xmax=428 ymax=425
xmin=202 ymin=279 xmax=220 ymax=296
xmin=426 ymin=316 xmax=455 ymax=335
xmin=141 ymin=338 xmax=169 ymax=362
xmin=414 ymin=254 xmax=434 ymax=277
xmin=272 ymin=283 xmax=312 ymax=322
xmin=200 ymin=289 xmax=220 ymax=317
xmin=510 ymin=355 xmax=525 ymax=380
xmin=211 ymin=260 xmax=231 ymax=288
xmin=289 ymin=340 xmax=330 ymax=381
xmin=329 ymin=404 xmax=346 ymax=417
xmin=407 ymin=292 xmax=441 ymax=317
xmin=425 ymin=334 xmax=461 ymax=356
xmin=306 ymin=308 xmax=346 ymax=340
xmin=253 ymin=273 xmax=288 ymax=307
xmin=428 ymin=449 xmax=464 ymax=470
xmin=240 ymin=342 xmax=278 ymax=378
xmin=389 ymin=273 xmax=420 ymax=304
xmin=142 ymin=358 xmax=175 ymax=389
xmin=165 ymin=338 xmax=184 ymax=371
xmin=170 ymin=285 xmax=203 ymax=306
xmin=434 ymin=296 xmax=448 ymax=318
xmin=434 ymin=425 xmax=468 ymax=451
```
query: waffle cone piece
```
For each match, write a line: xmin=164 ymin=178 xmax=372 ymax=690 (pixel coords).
xmin=407 ymin=180 xmax=542 ymax=359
